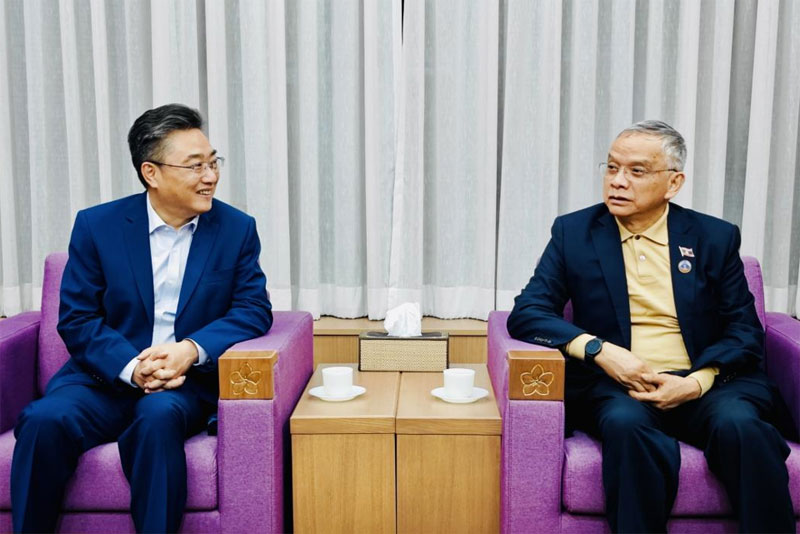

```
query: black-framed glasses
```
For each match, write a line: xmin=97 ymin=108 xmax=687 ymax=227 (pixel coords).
xmin=149 ymin=156 xmax=225 ymax=175
xmin=599 ymin=162 xmax=677 ymax=180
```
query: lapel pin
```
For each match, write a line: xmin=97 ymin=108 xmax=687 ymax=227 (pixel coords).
xmin=679 ymin=246 xmax=695 ymax=258
xmin=678 ymin=259 xmax=692 ymax=274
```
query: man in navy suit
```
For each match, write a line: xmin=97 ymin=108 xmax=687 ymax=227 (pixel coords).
xmin=11 ymin=104 xmax=273 ymax=533
xmin=508 ymin=120 xmax=795 ymax=533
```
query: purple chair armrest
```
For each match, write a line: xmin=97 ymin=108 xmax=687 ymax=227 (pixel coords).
xmin=0 ymin=312 xmax=41 ymax=433
xmin=217 ymin=311 xmax=313 ymax=534
xmin=487 ymin=311 xmax=564 ymax=534
xmin=766 ymin=312 xmax=800 ymax=433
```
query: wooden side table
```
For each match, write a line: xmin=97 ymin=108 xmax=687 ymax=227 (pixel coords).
xmin=395 ymin=364 xmax=501 ymax=533
xmin=290 ymin=364 xmax=400 ymax=533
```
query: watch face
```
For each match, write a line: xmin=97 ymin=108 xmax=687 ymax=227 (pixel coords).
xmin=586 ymin=339 xmax=602 ymax=356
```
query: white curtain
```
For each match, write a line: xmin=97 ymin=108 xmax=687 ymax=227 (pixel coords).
xmin=391 ymin=0 xmax=498 ymax=318
xmin=495 ymin=0 xmax=800 ymax=317
xmin=0 ymin=0 xmax=400 ymax=319
xmin=1 ymin=0 xmax=799 ymax=320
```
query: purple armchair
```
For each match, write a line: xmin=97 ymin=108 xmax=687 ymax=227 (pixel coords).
xmin=0 ymin=253 xmax=313 ymax=533
xmin=488 ymin=256 xmax=800 ymax=533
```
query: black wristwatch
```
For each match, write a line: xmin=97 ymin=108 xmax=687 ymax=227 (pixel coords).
xmin=584 ymin=337 xmax=605 ymax=365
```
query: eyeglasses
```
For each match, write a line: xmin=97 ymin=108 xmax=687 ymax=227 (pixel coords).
xmin=599 ymin=162 xmax=677 ymax=180
xmin=149 ymin=156 xmax=225 ymax=175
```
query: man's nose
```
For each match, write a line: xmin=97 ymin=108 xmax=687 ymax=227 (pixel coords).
xmin=201 ymin=165 xmax=218 ymax=182
xmin=610 ymin=169 xmax=629 ymax=188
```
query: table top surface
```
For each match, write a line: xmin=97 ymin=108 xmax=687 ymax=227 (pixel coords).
xmin=290 ymin=364 xmax=400 ymax=435
xmin=290 ymin=363 xmax=501 ymax=436
xmin=396 ymin=364 xmax=501 ymax=435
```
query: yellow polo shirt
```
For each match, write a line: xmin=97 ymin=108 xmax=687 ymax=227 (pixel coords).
xmin=566 ymin=205 xmax=718 ymax=395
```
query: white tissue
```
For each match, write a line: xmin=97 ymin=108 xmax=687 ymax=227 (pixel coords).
xmin=384 ymin=302 xmax=422 ymax=337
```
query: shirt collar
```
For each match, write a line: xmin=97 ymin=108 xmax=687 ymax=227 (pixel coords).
xmin=615 ymin=204 xmax=669 ymax=245
xmin=146 ymin=192 xmax=199 ymax=235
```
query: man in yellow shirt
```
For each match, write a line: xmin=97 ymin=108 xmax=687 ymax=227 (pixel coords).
xmin=508 ymin=120 xmax=795 ymax=533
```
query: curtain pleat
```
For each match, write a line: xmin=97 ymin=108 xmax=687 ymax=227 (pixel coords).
xmin=495 ymin=0 xmax=562 ymax=312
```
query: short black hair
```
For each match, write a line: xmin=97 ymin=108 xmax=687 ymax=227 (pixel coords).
xmin=127 ymin=103 xmax=204 ymax=188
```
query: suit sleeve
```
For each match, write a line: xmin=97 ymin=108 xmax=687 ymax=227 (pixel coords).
xmin=184 ymin=217 xmax=273 ymax=363
xmin=693 ymin=225 xmax=763 ymax=376
xmin=57 ymin=211 xmax=141 ymax=387
xmin=507 ymin=216 xmax=586 ymax=349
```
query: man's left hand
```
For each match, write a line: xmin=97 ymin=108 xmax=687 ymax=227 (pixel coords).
xmin=136 ymin=340 xmax=198 ymax=393
xmin=628 ymin=373 xmax=701 ymax=410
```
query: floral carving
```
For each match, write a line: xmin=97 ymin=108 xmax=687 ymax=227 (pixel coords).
xmin=230 ymin=362 xmax=262 ymax=396
xmin=520 ymin=364 xmax=554 ymax=397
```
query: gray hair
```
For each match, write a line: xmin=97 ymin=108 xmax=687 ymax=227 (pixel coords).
xmin=618 ymin=120 xmax=686 ymax=171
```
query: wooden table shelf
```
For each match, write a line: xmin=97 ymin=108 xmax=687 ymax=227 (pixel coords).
xmin=313 ymin=316 xmax=488 ymax=367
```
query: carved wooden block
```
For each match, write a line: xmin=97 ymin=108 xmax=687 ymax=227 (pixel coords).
xmin=507 ymin=350 xmax=565 ymax=401
xmin=218 ymin=350 xmax=278 ymax=400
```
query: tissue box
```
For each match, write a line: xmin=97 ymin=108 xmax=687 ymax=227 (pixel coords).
xmin=359 ymin=331 xmax=449 ymax=372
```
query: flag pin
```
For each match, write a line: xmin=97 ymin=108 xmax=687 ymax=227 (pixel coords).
xmin=679 ymin=246 xmax=695 ymax=258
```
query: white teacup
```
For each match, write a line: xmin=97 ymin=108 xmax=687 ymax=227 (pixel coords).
xmin=443 ymin=368 xmax=475 ymax=399
xmin=322 ymin=367 xmax=354 ymax=397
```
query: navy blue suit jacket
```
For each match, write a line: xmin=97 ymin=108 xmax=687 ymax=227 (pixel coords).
xmin=507 ymin=203 xmax=763 ymax=380
xmin=52 ymin=192 xmax=273 ymax=401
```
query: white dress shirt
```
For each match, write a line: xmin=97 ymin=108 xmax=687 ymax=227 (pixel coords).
xmin=119 ymin=193 xmax=209 ymax=386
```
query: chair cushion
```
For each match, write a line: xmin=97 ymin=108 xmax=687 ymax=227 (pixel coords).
xmin=562 ymin=432 xmax=800 ymax=515
xmin=0 ymin=430 xmax=217 ymax=511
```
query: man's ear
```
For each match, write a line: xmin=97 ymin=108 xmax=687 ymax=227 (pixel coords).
xmin=664 ymin=171 xmax=685 ymax=200
xmin=141 ymin=162 xmax=159 ymax=189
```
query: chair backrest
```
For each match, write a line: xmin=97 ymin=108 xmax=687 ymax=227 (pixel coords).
xmin=741 ymin=256 xmax=766 ymax=329
xmin=38 ymin=252 xmax=70 ymax=393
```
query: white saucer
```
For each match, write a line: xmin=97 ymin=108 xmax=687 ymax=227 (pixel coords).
xmin=431 ymin=386 xmax=489 ymax=404
xmin=309 ymin=385 xmax=366 ymax=402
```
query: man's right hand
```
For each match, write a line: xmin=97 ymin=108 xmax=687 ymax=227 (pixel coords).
xmin=132 ymin=359 xmax=153 ymax=390
xmin=594 ymin=342 xmax=656 ymax=392
xmin=132 ymin=358 xmax=186 ymax=393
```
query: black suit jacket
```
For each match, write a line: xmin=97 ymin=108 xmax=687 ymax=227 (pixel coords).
xmin=507 ymin=203 xmax=763 ymax=381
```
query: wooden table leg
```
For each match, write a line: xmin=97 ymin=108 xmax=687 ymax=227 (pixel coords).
xmin=292 ymin=433 xmax=396 ymax=533
xmin=397 ymin=434 xmax=500 ymax=533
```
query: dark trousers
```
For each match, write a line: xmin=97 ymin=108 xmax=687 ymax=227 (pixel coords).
xmin=11 ymin=380 xmax=213 ymax=533
xmin=567 ymin=366 xmax=796 ymax=533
